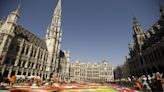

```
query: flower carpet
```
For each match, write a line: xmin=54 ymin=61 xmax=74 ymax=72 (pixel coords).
xmin=11 ymin=83 xmax=141 ymax=92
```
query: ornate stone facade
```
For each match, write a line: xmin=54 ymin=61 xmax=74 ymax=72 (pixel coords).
xmin=0 ymin=0 xmax=70 ymax=79
xmin=70 ymin=60 xmax=114 ymax=82
xmin=127 ymin=6 xmax=164 ymax=77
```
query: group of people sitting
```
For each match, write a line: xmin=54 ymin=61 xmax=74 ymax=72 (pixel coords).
xmin=132 ymin=72 xmax=164 ymax=92
xmin=0 ymin=72 xmax=68 ymax=90
xmin=15 ymin=76 xmax=66 ymax=87
xmin=0 ymin=73 xmax=17 ymax=90
xmin=114 ymin=72 xmax=164 ymax=92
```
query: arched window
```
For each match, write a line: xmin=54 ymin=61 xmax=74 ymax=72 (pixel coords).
xmin=26 ymin=46 xmax=29 ymax=55
xmin=0 ymin=34 xmax=4 ymax=45
xmin=21 ymin=46 xmax=25 ymax=54
xmin=4 ymin=58 xmax=10 ymax=64
xmin=18 ymin=61 xmax=21 ymax=66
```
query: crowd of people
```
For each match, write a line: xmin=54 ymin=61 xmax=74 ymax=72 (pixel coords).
xmin=113 ymin=72 xmax=164 ymax=92
xmin=0 ymin=72 xmax=69 ymax=90
xmin=1 ymin=71 xmax=164 ymax=92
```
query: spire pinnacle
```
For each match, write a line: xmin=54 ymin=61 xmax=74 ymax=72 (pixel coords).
xmin=46 ymin=0 xmax=62 ymax=38
xmin=11 ymin=3 xmax=21 ymax=18
xmin=133 ymin=17 xmax=136 ymax=21
xmin=18 ymin=3 xmax=21 ymax=10
xmin=5 ymin=3 xmax=21 ymax=23
xmin=56 ymin=0 xmax=61 ymax=10
xmin=132 ymin=16 xmax=145 ymax=35
xmin=132 ymin=17 xmax=140 ymax=27
xmin=53 ymin=0 xmax=61 ymax=17
xmin=160 ymin=5 xmax=164 ymax=14
xmin=133 ymin=17 xmax=137 ymax=24
xmin=15 ymin=3 xmax=21 ymax=14
xmin=0 ymin=16 xmax=6 ymax=22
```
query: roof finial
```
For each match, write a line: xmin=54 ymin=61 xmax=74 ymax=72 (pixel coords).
xmin=14 ymin=3 xmax=21 ymax=15
xmin=133 ymin=17 xmax=136 ymax=21
xmin=17 ymin=3 xmax=21 ymax=10
xmin=1 ymin=15 xmax=6 ymax=22
xmin=18 ymin=3 xmax=21 ymax=9
xmin=159 ymin=1 xmax=164 ymax=13
xmin=56 ymin=0 xmax=61 ymax=10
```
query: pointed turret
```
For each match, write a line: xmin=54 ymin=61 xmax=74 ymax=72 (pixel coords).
xmin=160 ymin=5 xmax=164 ymax=19
xmin=132 ymin=17 xmax=144 ymax=35
xmin=6 ymin=4 xmax=20 ymax=24
xmin=45 ymin=25 xmax=50 ymax=39
xmin=0 ymin=16 xmax=6 ymax=22
xmin=160 ymin=4 xmax=164 ymax=13
xmin=132 ymin=17 xmax=145 ymax=51
xmin=0 ymin=16 xmax=5 ymax=27
xmin=15 ymin=3 xmax=21 ymax=15
xmin=128 ymin=42 xmax=133 ymax=51
xmin=0 ymin=4 xmax=21 ymax=64
xmin=0 ymin=4 xmax=20 ymax=34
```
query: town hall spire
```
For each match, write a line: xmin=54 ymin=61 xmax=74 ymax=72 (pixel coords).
xmin=46 ymin=0 xmax=62 ymax=39
xmin=45 ymin=0 xmax=62 ymax=76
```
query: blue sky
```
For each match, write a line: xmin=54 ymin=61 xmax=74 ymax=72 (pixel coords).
xmin=0 ymin=0 xmax=163 ymax=67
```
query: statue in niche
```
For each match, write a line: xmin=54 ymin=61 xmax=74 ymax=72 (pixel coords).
xmin=146 ymin=32 xmax=151 ymax=38
xmin=154 ymin=23 xmax=161 ymax=29
xmin=149 ymin=27 xmax=155 ymax=34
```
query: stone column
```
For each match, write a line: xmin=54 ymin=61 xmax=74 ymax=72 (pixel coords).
xmin=25 ymin=44 xmax=33 ymax=68
xmin=21 ymin=68 xmax=24 ymax=75
xmin=34 ymin=71 xmax=37 ymax=76
xmin=149 ymin=68 xmax=153 ymax=74
xmin=53 ymin=73 xmax=57 ymax=78
xmin=41 ymin=72 xmax=44 ymax=80
xmin=20 ymin=61 xmax=23 ymax=67
xmin=44 ymin=73 xmax=47 ymax=79
xmin=33 ymin=47 xmax=39 ymax=69
xmin=0 ymin=36 xmax=8 ymax=54
xmin=39 ymin=50 xmax=43 ymax=60
xmin=154 ymin=50 xmax=159 ymax=61
xmin=26 ymin=69 xmax=29 ymax=76
xmin=151 ymin=51 xmax=157 ymax=62
xmin=8 ymin=66 xmax=13 ymax=78
xmin=0 ymin=36 xmax=13 ymax=64
xmin=66 ymin=51 xmax=70 ymax=74
xmin=37 ymin=51 xmax=42 ymax=74
xmin=14 ymin=39 xmax=25 ymax=66
xmin=158 ymin=48 xmax=163 ymax=60
xmin=46 ymin=71 xmax=50 ymax=78
xmin=29 ymin=63 xmax=32 ymax=68
xmin=46 ymin=55 xmax=52 ymax=72
xmin=40 ymin=50 xmax=46 ymax=71
xmin=57 ymin=32 xmax=62 ymax=54
xmin=1 ymin=64 xmax=6 ymax=75
xmin=55 ymin=37 xmax=59 ymax=54
xmin=30 ymin=69 xmax=33 ymax=76
xmin=147 ymin=54 xmax=151 ymax=64
xmin=52 ymin=55 xmax=56 ymax=71
xmin=38 ymin=70 xmax=40 ymax=76
xmin=55 ymin=58 xmax=59 ymax=72
xmin=15 ymin=67 xmax=19 ymax=75
xmin=23 ymin=45 xmax=27 ymax=55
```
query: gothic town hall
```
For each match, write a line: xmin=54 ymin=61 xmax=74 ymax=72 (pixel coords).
xmin=0 ymin=0 xmax=70 ymax=80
